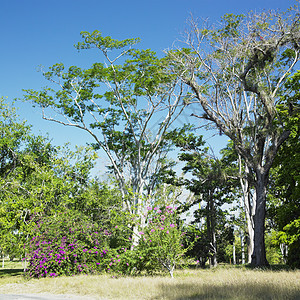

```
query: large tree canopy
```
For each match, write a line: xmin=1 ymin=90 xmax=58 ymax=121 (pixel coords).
xmin=23 ymin=32 xmax=189 ymax=244
xmin=168 ymin=7 xmax=300 ymax=266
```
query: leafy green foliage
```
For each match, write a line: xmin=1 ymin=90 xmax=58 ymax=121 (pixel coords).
xmin=168 ymin=5 xmax=300 ymax=267
xmin=166 ymin=126 xmax=237 ymax=267
xmin=25 ymin=209 xmax=110 ymax=278
xmin=23 ymin=31 xmax=184 ymax=231
xmin=267 ymin=71 xmax=300 ymax=267
xmin=1 ymin=9 xmax=299 ymax=272
xmin=76 ymin=30 xmax=140 ymax=52
xmin=136 ymin=205 xmax=186 ymax=277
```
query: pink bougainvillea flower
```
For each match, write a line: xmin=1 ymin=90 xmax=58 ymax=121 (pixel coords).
xmin=170 ymin=224 xmax=176 ymax=228
xmin=139 ymin=231 xmax=144 ymax=235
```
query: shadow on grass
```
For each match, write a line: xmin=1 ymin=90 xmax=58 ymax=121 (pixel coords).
xmin=0 ymin=269 xmax=24 ymax=278
xmin=158 ymin=282 xmax=300 ymax=300
xmin=245 ymin=264 xmax=296 ymax=272
xmin=181 ymin=263 xmax=295 ymax=272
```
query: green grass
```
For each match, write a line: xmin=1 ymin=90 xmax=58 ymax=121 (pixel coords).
xmin=0 ymin=262 xmax=299 ymax=299
xmin=0 ymin=260 xmax=25 ymax=287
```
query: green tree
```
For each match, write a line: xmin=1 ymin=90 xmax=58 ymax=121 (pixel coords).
xmin=169 ymin=7 xmax=300 ymax=266
xmin=0 ymin=97 xmax=31 ymax=183
xmin=0 ymin=98 xmax=52 ymax=260
xmin=136 ymin=203 xmax=185 ymax=278
xmin=267 ymin=70 xmax=300 ymax=267
xmin=23 ymin=31 xmax=187 ymax=245
xmin=167 ymin=127 xmax=235 ymax=267
xmin=220 ymin=142 xmax=253 ymax=264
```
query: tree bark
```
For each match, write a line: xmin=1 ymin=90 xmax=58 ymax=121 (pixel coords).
xmin=211 ymin=230 xmax=218 ymax=267
xmin=245 ymin=192 xmax=255 ymax=264
xmin=233 ymin=241 xmax=236 ymax=265
xmin=240 ymin=230 xmax=245 ymax=264
xmin=238 ymin=155 xmax=255 ymax=264
xmin=280 ymin=243 xmax=288 ymax=264
xmin=207 ymin=191 xmax=217 ymax=267
xmin=251 ymin=171 xmax=269 ymax=267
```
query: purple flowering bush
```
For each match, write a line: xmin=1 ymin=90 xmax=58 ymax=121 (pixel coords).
xmin=25 ymin=210 xmax=110 ymax=278
xmin=100 ymin=246 xmax=139 ymax=276
xmin=135 ymin=205 xmax=186 ymax=277
xmin=25 ymin=205 xmax=187 ymax=278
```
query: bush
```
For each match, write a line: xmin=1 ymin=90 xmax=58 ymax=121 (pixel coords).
xmin=97 ymin=204 xmax=187 ymax=277
xmin=135 ymin=205 xmax=186 ymax=277
xmin=25 ymin=210 xmax=110 ymax=278
xmin=25 ymin=205 xmax=188 ymax=278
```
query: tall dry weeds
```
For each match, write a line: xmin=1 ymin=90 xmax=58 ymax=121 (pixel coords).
xmin=0 ymin=267 xmax=299 ymax=299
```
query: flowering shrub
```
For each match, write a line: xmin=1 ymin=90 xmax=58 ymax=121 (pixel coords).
xmin=136 ymin=205 xmax=186 ymax=277
xmin=25 ymin=210 xmax=110 ymax=278
xmin=99 ymin=246 xmax=139 ymax=276
xmin=25 ymin=205 xmax=187 ymax=278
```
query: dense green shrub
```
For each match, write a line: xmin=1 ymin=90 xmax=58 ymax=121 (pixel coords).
xmin=135 ymin=205 xmax=186 ymax=277
xmin=25 ymin=204 xmax=189 ymax=278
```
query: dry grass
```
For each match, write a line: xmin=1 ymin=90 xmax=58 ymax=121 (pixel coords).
xmin=0 ymin=267 xmax=299 ymax=299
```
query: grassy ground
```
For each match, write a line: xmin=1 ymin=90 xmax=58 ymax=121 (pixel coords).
xmin=0 ymin=262 xmax=299 ymax=299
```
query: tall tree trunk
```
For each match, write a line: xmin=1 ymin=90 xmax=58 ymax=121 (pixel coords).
xmin=233 ymin=240 xmax=236 ymax=265
xmin=243 ymin=190 xmax=255 ymax=264
xmin=280 ymin=244 xmax=288 ymax=264
xmin=208 ymin=191 xmax=217 ymax=267
xmin=245 ymin=194 xmax=255 ymax=264
xmin=240 ymin=230 xmax=245 ymax=264
xmin=131 ymin=194 xmax=147 ymax=248
xmin=251 ymin=171 xmax=269 ymax=267
xmin=238 ymin=155 xmax=255 ymax=264
xmin=211 ymin=230 xmax=217 ymax=267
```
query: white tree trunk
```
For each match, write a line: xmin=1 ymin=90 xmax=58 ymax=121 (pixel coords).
xmin=240 ymin=231 xmax=246 ymax=265
xmin=238 ymin=155 xmax=255 ymax=264
xmin=233 ymin=242 xmax=236 ymax=265
xmin=280 ymin=243 xmax=288 ymax=264
xmin=246 ymin=217 xmax=254 ymax=264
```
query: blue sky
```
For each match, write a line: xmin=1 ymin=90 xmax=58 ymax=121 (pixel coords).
xmin=0 ymin=0 xmax=295 ymax=171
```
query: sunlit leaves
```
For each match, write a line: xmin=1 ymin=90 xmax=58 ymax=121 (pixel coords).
xmin=76 ymin=30 xmax=140 ymax=52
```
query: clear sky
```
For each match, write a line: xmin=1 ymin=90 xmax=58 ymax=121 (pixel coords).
xmin=0 ymin=0 xmax=295 ymax=171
